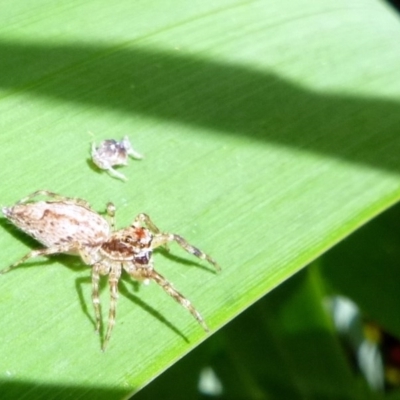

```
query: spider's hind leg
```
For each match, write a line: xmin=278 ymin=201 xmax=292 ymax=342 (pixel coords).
xmin=0 ymin=244 xmax=73 ymax=275
xmin=16 ymin=190 xmax=91 ymax=208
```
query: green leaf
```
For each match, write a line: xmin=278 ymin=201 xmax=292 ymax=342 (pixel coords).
xmin=0 ymin=0 xmax=400 ymax=398
xmin=137 ymin=266 xmax=374 ymax=400
xmin=322 ymin=200 xmax=400 ymax=337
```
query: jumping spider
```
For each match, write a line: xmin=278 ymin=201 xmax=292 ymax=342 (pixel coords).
xmin=1 ymin=191 xmax=220 ymax=350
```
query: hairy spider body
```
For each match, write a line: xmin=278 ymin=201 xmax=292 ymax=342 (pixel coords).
xmin=1 ymin=191 xmax=219 ymax=350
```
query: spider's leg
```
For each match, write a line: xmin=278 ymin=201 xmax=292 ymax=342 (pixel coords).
xmin=150 ymin=270 xmax=209 ymax=332
xmin=153 ymin=233 xmax=220 ymax=272
xmin=16 ymin=190 xmax=91 ymax=208
xmin=0 ymin=244 xmax=73 ymax=275
xmin=91 ymin=263 xmax=102 ymax=333
xmin=16 ymin=190 xmax=63 ymax=204
xmin=102 ymin=265 xmax=121 ymax=351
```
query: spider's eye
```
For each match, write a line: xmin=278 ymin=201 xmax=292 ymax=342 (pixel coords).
xmin=134 ymin=252 xmax=151 ymax=265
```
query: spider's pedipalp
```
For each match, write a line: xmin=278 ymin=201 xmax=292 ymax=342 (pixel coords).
xmin=133 ymin=213 xmax=161 ymax=234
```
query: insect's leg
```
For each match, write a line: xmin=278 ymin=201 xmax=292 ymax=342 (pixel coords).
xmin=102 ymin=266 xmax=121 ymax=351
xmin=122 ymin=136 xmax=143 ymax=160
xmin=106 ymin=202 xmax=116 ymax=231
xmin=90 ymin=142 xmax=98 ymax=160
xmin=152 ymin=233 xmax=220 ymax=272
xmin=0 ymin=245 xmax=72 ymax=275
xmin=106 ymin=167 xmax=127 ymax=182
xmin=91 ymin=263 xmax=102 ymax=333
xmin=150 ymin=270 xmax=209 ymax=332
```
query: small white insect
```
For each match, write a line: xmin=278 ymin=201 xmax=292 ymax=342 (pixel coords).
xmin=91 ymin=136 xmax=143 ymax=181
xmin=1 ymin=191 xmax=219 ymax=350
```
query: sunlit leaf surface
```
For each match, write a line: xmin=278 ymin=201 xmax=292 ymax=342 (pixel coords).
xmin=0 ymin=0 xmax=400 ymax=398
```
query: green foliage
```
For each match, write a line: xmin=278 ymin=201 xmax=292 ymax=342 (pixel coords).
xmin=0 ymin=0 xmax=400 ymax=398
xmin=138 ymin=201 xmax=400 ymax=399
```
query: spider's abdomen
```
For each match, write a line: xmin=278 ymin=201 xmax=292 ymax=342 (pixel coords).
xmin=3 ymin=201 xmax=110 ymax=248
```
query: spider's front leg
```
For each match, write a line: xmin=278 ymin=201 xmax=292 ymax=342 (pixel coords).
xmin=91 ymin=263 xmax=102 ymax=333
xmin=133 ymin=215 xmax=219 ymax=270
xmin=150 ymin=269 xmax=209 ymax=332
xmin=103 ymin=264 xmax=122 ymax=351
xmin=152 ymin=232 xmax=220 ymax=272
xmin=90 ymin=260 xmax=122 ymax=351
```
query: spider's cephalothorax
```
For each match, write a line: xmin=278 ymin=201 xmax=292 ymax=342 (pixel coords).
xmin=101 ymin=226 xmax=153 ymax=265
xmin=1 ymin=191 xmax=220 ymax=350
